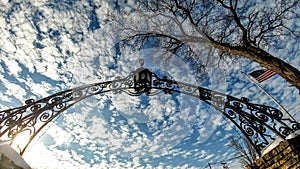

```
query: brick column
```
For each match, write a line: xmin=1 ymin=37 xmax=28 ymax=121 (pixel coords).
xmin=249 ymin=135 xmax=300 ymax=169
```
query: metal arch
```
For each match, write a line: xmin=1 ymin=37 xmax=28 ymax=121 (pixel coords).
xmin=0 ymin=75 xmax=135 ymax=155
xmin=0 ymin=68 xmax=299 ymax=156
xmin=149 ymin=75 xmax=300 ymax=155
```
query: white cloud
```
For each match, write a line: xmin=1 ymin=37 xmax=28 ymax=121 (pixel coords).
xmin=2 ymin=57 xmax=22 ymax=76
xmin=0 ymin=0 xmax=299 ymax=169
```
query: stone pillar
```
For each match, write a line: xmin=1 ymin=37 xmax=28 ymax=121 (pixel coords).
xmin=0 ymin=154 xmax=23 ymax=169
xmin=0 ymin=140 xmax=31 ymax=169
xmin=249 ymin=135 xmax=300 ymax=169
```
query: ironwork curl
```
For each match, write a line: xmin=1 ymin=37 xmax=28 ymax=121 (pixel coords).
xmin=0 ymin=67 xmax=299 ymax=156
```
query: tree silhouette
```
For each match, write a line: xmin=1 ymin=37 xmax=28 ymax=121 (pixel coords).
xmin=112 ymin=0 xmax=300 ymax=90
xmin=229 ymin=136 xmax=258 ymax=169
xmin=116 ymin=34 xmax=208 ymax=81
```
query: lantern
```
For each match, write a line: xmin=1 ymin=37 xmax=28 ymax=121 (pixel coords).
xmin=133 ymin=68 xmax=152 ymax=94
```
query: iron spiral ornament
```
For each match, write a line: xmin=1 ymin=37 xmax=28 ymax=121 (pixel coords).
xmin=0 ymin=66 xmax=299 ymax=156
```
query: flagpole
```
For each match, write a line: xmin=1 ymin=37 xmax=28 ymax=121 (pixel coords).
xmin=241 ymin=71 xmax=296 ymax=122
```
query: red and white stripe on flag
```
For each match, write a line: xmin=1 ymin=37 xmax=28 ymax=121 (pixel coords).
xmin=249 ymin=69 xmax=276 ymax=83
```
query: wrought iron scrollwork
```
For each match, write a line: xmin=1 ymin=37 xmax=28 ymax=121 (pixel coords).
xmin=0 ymin=79 xmax=128 ymax=155
xmin=0 ymin=67 xmax=299 ymax=156
xmin=134 ymin=71 xmax=300 ymax=155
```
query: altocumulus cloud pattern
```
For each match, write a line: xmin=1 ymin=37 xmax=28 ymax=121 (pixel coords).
xmin=0 ymin=0 xmax=300 ymax=169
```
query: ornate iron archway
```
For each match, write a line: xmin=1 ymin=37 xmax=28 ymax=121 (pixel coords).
xmin=0 ymin=63 xmax=299 ymax=156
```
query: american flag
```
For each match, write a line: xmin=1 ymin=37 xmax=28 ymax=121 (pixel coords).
xmin=249 ymin=69 xmax=276 ymax=83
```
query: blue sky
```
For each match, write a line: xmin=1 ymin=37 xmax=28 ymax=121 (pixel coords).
xmin=0 ymin=0 xmax=299 ymax=169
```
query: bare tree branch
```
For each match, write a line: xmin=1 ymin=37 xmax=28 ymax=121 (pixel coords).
xmin=111 ymin=0 xmax=300 ymax=90
xmin=230 ymin=136 xmax=258 ymax=168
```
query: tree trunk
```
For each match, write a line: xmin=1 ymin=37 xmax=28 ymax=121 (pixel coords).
xmin=211 ymin=40 xmax=300 ymax=91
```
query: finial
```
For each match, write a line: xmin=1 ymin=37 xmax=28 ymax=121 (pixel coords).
xmin=139 ymin=58 xmax=144 ymax=67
